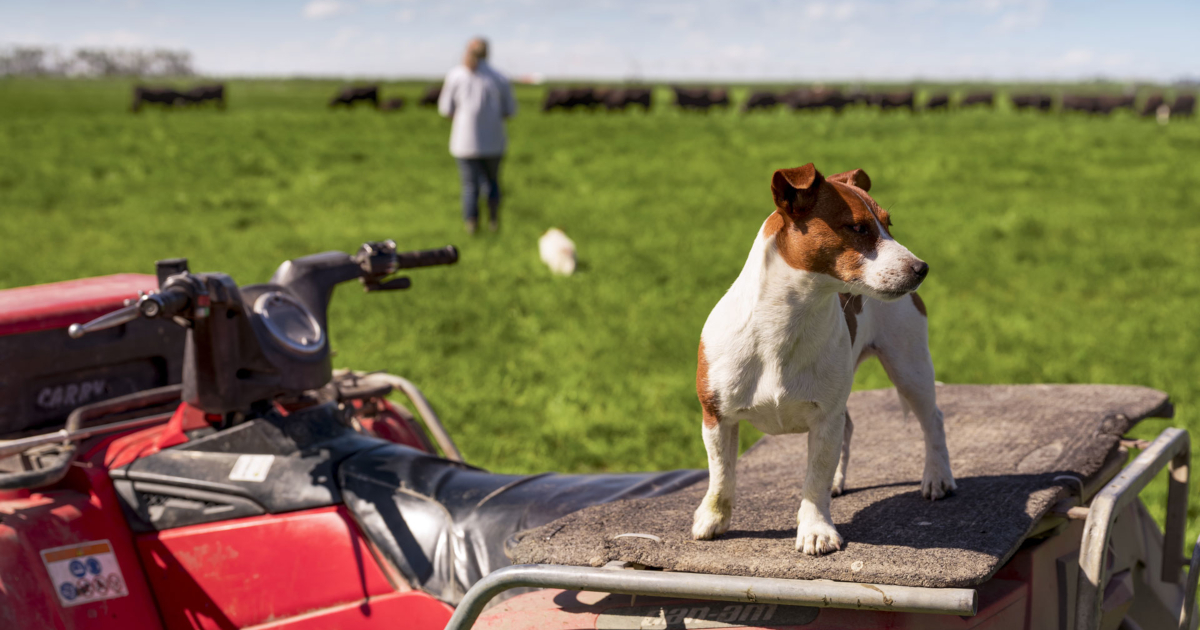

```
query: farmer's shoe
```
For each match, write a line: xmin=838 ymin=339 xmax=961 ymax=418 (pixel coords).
xmin=465 ymin=219 xmax=478 ymax=235
xmin=488 ymin=218 xmax=499 ymax=233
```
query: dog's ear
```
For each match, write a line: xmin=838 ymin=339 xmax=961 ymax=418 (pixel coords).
xmin=772 ymin=163 xmax=824 ymax=216
xmin=828 ymin=168 xmax=871 ymax=192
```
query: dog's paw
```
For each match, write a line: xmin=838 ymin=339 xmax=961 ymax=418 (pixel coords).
xmin=921 ymin=457 xmax=957 ymax=500
xmin=796 ymin=517 xmax=843 ymax=556
xmin=692 ymin=496 xmax=732 ymax=540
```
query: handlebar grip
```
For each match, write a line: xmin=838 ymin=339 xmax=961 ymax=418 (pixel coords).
xmin=139 ymin=289 xmax=191 ymax=319
xmin=394 ymin=245 xmax=459 ymax=270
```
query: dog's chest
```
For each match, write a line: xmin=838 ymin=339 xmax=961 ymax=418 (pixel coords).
xmin=707 ymin=310 xmax=855 ymax=434
xmin=733 ymin=352 xmax=852 ymax=434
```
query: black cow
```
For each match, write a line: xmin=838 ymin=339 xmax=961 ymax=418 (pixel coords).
xmin=542 ymin=87 xmax=601 ymax=112
xmin=380 ymin=97 xmax=405 ymax=112
xmin=961 ymin=91 xmax=994 ymax=107
xmin=871 ymin=91 xmax=914 ymax=111
xmin=1139 ymin=94 xmax=1165 ymax=117
xmin=419 ymin=84 xmax=442 ymax=107
xmin=1011 ymin=94 xmax=1053 ymax=111
xmin=1063 ymin=94 xmax=1135 ymax=114
xmin=785 ymin=88 xmax=849 ymax=112
xmin=1061 ymin=94 xmax=1098 ymax=113
xmin=742 ymin=91 xmax=778 ymax=112
xmin=844 ymin=89 xmax=870 ymax=105
xmin=673 ymin=86 xmax=711 ymax=110
xmin=184 ymin=84 xmax=225 ymax=109
xmin=131 ymin=86 xmax=186 ymax=112
xmin=710 ymin=88 xmax=730 ymax=108
xmin=925 ymin=94 xmax=950 ymax=111
xmin=1098 ymin=94 xmax=1136 ymax=113
xmin=602 ymin=88 xmax=652 ymax=111
xmin=1172 ymin=94 xmax=1196 ymax=117
xmin=330 ymin=85 xmax=379 ymax=108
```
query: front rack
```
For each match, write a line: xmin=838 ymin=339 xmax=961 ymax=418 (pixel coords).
xmin=446 ymin=428 xmax=1198 ymax=630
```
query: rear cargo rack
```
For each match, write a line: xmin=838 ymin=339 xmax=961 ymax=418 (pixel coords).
xmin=446 ymin=428 xmax=1199 ymax=630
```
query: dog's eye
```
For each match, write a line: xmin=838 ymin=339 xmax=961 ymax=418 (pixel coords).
xmin=845 ymin=224 xmax=868 ymax=234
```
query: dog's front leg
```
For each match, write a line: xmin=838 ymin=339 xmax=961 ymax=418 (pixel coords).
xmin=796 ymin=412 xmax=845 ymax=555
xmin=692 ymin=417 xmax=739 ymax=540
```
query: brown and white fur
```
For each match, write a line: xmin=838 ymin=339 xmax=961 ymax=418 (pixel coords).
xmin=692 ymin=164 xmax=956 ymax=556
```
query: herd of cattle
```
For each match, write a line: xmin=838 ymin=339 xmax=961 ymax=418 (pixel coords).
xmin=734 ymin=87 xmax=1195 ymax=117
xmin=128 ymin=82 xmax=1197 ymax=119
xmin=131 ymin=84 xmax=225 ymax=112
xmin=539 ymin=85 xmax=1195 ymax=117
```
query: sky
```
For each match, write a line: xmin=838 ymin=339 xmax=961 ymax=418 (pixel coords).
xmin=2 ymin=0 xmax=1197 ymax=81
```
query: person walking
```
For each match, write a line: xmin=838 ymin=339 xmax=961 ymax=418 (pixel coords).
xmin=438 ymin=38 xmax=518 ymax=234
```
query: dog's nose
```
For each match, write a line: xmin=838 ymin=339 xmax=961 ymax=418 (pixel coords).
xmin=911 ymin=261 xmax=929 ymax=280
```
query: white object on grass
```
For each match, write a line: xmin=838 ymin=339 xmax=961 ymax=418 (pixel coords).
xmin=539 ymin=228 xmax=577 ymax=276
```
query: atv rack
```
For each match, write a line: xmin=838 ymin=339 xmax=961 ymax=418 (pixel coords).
xmin=446 ymin=428 xmax=1199 ymax=630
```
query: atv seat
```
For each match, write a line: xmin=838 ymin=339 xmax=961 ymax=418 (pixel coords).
xmin=338 ymin=443 xmax=705 ymax=604
xmin=507 ymin=384 xmax=1172 ymax=590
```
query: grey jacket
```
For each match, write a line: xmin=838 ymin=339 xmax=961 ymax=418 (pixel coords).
xmin=438 ymin=60 xmax=517 ymax=158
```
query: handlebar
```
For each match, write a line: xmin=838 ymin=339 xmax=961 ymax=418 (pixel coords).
xmin=138 ymin=289 xmax=191 ymax=319
xmin=394 ymin=245 xmax=459 ymax=270
xmin=68 ymin=239 xmax=457 ymax=340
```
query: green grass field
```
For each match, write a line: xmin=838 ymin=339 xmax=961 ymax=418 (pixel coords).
xmin=2 ymin=78 xmax=1198 ymax=539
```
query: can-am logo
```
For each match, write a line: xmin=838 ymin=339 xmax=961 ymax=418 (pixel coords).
xmin=36 ymin=380 xmax=107 ymax=411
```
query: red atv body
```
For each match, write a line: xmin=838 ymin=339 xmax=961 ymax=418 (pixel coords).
xmin=0 ymin=272 xmax=453 ymax=629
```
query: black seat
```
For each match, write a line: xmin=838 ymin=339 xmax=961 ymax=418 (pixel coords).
xmin=338 ymin=443 xmax=705 ymax=604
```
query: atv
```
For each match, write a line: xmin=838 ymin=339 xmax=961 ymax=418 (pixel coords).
xmin=0 ymin=241 xmax=1195 ymax=630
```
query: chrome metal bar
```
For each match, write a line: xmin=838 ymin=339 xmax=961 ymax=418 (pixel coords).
xmin=0 ymin=413 xmax=173 ymax=459
xmin=444 ymin=564 xmax=978 ymax=630
xmin=1180 ymin=532 xmax=1200 ymax=630
xmin=1165 ymin=446 xmax=1191 ymax=583
xmin=343 ymin=371 xmax=464 ymax=463
xmin=1077 ymin=428 xmax=1190 ymax=630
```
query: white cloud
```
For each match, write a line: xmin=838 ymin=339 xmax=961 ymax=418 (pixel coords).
xmin=303 ymin=0 xmax=351 ymax=20
xmin=396 ymin=9 xmax=415 ymax=23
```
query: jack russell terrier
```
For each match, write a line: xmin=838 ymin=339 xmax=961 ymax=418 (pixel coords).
xmin=692 ymin=163 xmax=956 ymax=556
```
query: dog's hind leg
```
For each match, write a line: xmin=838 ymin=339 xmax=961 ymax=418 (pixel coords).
xmin=831 ymin=410 xmax=852 ymax=497
xmin=874 ymin=296 xmax=956 ymax=500
xmin=692 ymin=417 xmax=739 ymax=540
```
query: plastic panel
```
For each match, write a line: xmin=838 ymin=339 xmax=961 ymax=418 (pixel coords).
xmin=0 ymin=466 xmax=164 ymax=630
xmin=135 ymin=506 xmax=397 ymax=630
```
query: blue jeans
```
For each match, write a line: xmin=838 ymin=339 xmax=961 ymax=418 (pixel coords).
xmin=456 ymin=157 xmax=502 ymax=222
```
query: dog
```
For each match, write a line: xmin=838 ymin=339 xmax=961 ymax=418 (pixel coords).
xmin=692 ymin=163 xmax=956 ymax=556
xmin=539 ymin=228 xmax=577 ymax=275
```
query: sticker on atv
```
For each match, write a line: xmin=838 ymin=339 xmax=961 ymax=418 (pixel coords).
xmin=596 ymin=603 xmax=819 ymax=629
xmin=229 ymin=454 xmax=275 ymax=482
xmin=40 ymin=540 xmax=128 ymax=608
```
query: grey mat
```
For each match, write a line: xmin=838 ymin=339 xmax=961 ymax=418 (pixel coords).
xmin=509 ymin=384 xmax=1172 ymax=588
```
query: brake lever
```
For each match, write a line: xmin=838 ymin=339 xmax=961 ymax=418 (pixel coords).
xmin=68 ymin=302 xmax=141 ymax=339
xmin=362 ymin=276 xmax=411 ymax=292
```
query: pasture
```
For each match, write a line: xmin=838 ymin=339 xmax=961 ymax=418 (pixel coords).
xmin=1 ymin=78 xmax=1198 ymax=538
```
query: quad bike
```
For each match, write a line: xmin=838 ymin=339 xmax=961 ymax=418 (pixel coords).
xmin=0 ymin=241 xmax=1196 ymax=630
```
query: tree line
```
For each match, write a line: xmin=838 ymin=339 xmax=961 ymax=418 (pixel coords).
xmin=0 ymin=46 xmax=193 ymax=77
